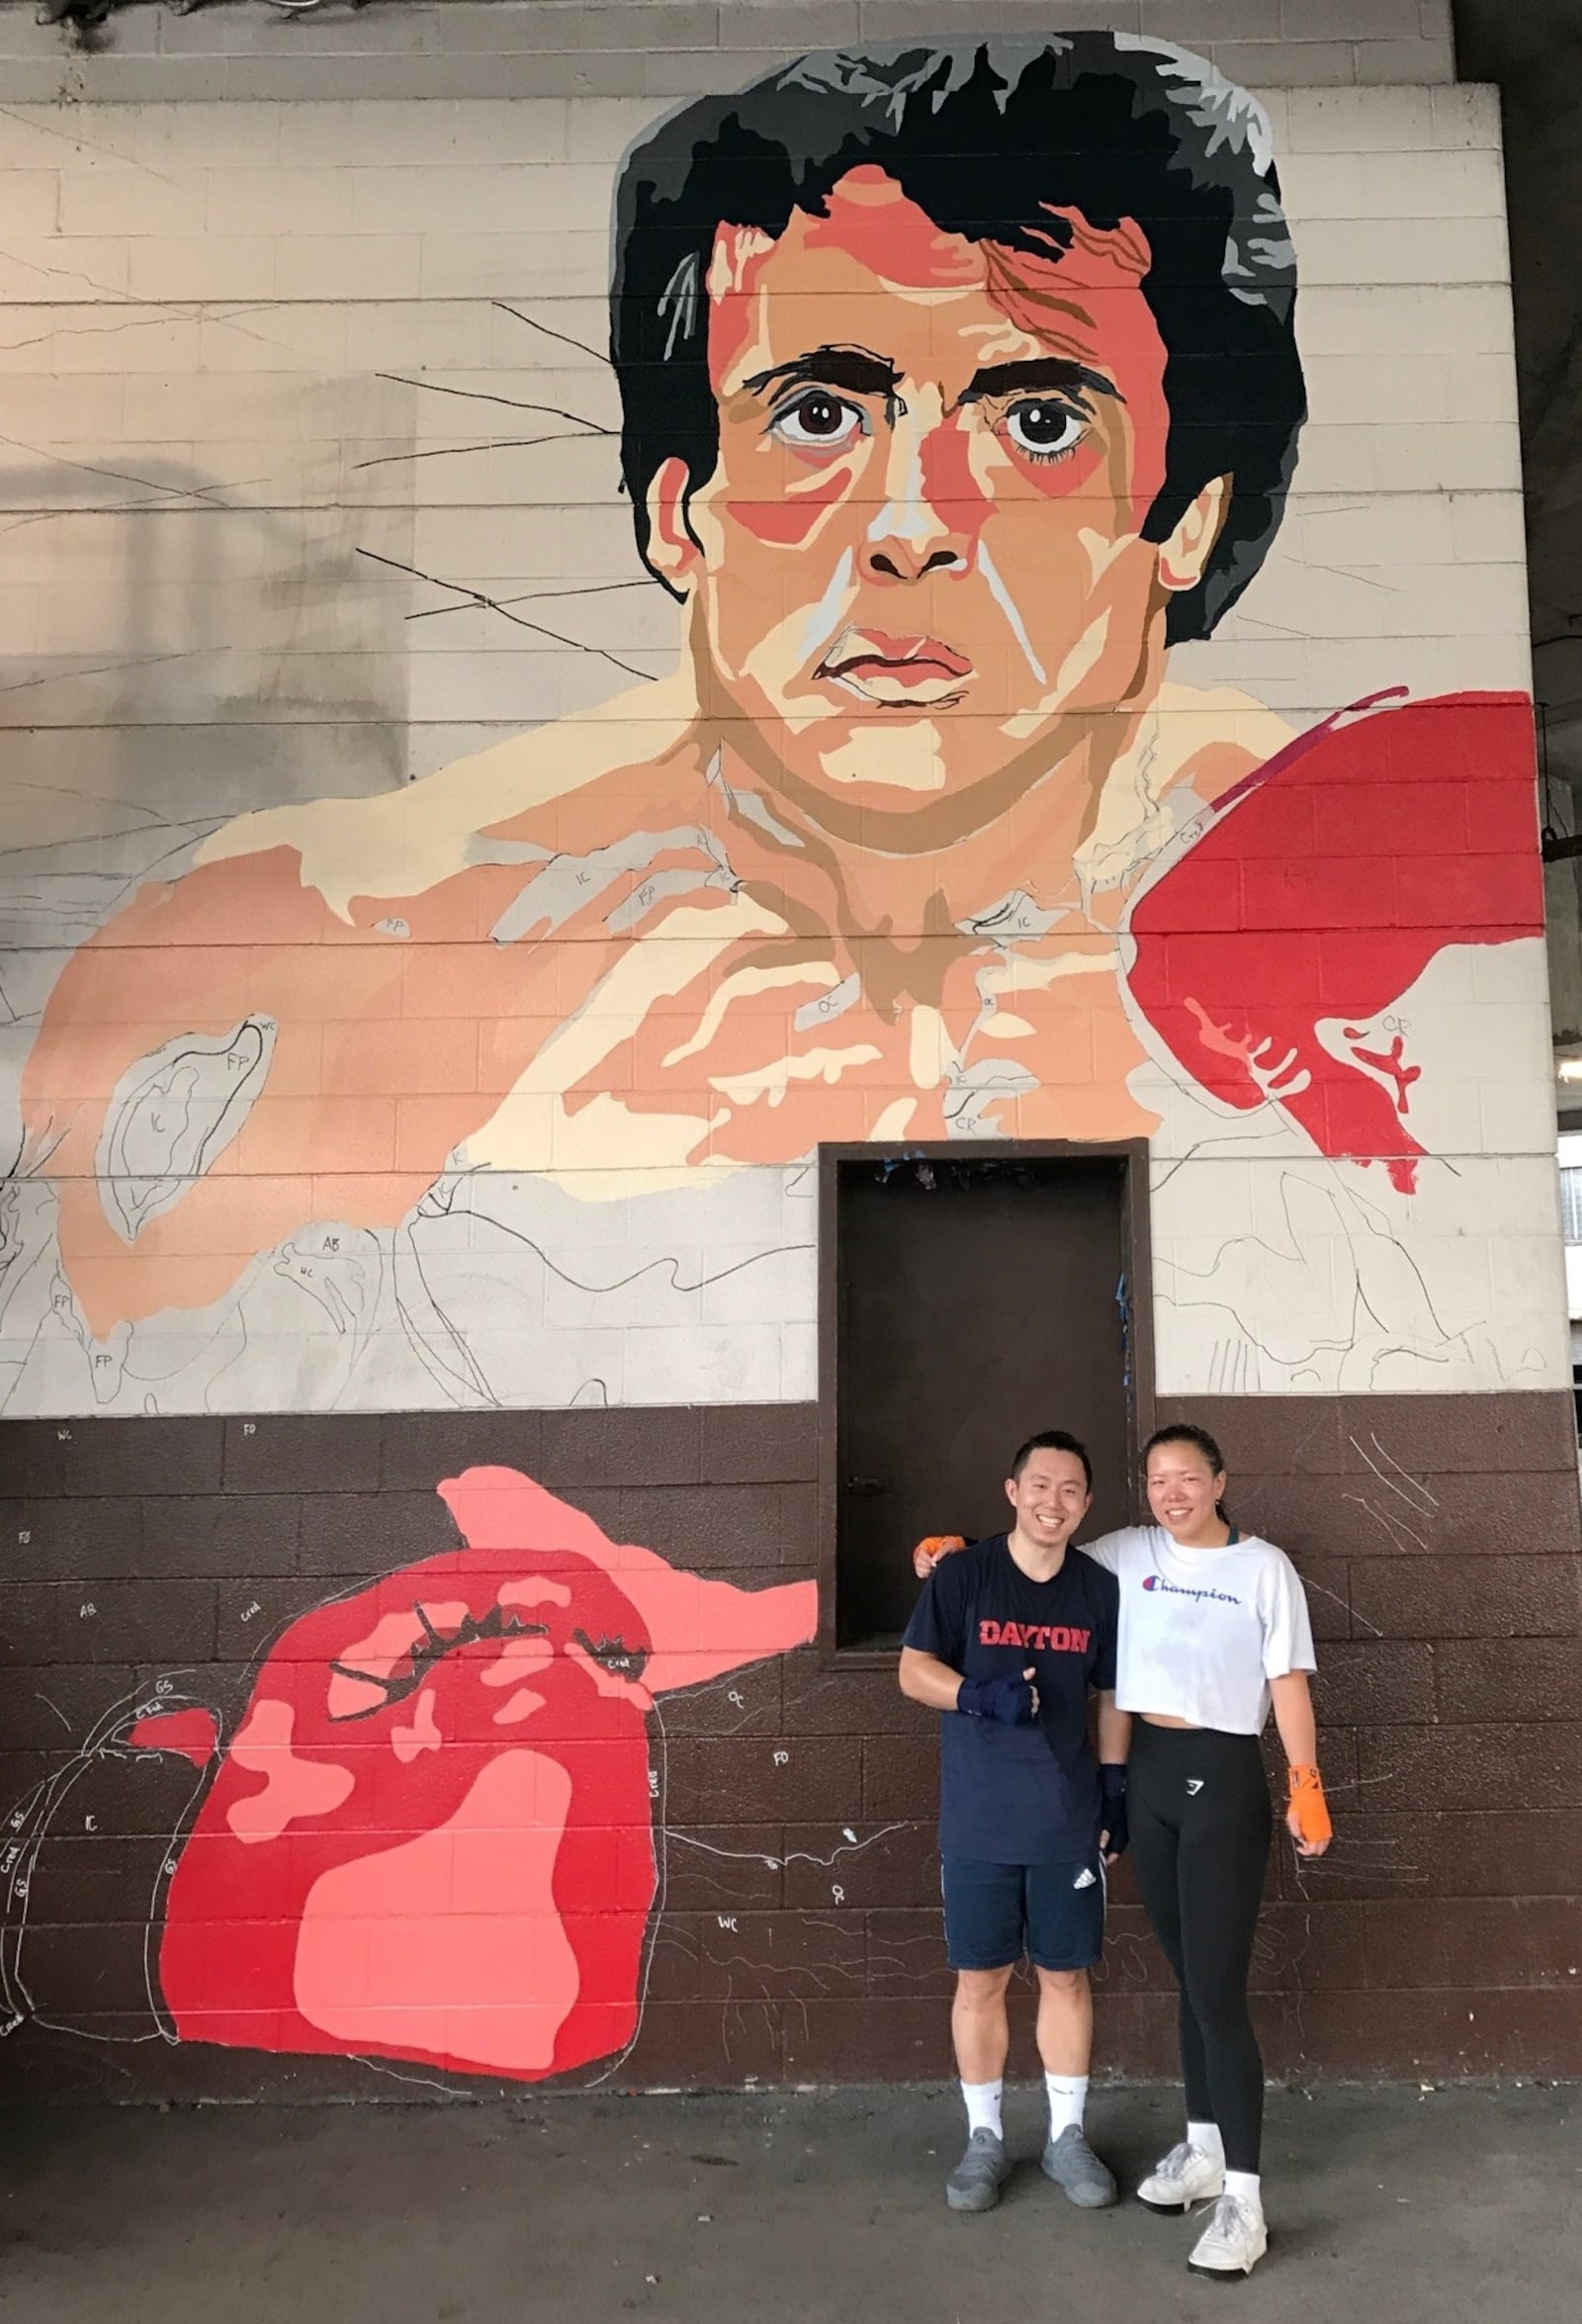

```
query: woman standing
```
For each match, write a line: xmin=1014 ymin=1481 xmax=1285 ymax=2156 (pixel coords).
xmin=1080 ymin=1424 xmax=1332 ymax=2279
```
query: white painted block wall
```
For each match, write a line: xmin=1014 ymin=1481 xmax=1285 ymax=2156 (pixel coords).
xmin=1 ymin=4 xmax=1567 ymax=1415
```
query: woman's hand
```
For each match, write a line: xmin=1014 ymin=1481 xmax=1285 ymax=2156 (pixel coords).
xmin=913 ymin=1533 xmax=967 ymax=1578
xmin=1270 ymin=1672 xmax=1331 ymax=1856
xmin=1286 ymin=1764 xmax=1332 ymax=1857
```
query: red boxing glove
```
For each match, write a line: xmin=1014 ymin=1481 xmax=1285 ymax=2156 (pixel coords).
xmin=132 ymin=1466 xmax=815 ymax=2083
xmin=1125 ymin=691 xmax=1544 ymax=1200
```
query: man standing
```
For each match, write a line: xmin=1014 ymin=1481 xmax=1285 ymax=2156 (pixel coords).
xmin=900 ymin=1431 xmax=1127 ymax=2213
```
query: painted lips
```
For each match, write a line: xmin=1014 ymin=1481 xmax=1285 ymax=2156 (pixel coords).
xmin=817 ymin=626 xmax=974 ymax=703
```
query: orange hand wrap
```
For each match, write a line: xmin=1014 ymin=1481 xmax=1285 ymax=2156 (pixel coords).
xmin=1286 ymin=1764 xmax=1333 ymax=1847
xmin=913 ymin=1534 xmax=967 ymax=1579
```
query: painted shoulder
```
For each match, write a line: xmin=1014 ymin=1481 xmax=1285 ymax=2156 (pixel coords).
xmin=194 ymin=672 xmax=701 ymax=922
xmin=1137 ymin=688 xmax=1540 ymax=912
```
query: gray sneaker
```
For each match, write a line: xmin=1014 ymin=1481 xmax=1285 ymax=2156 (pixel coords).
xmin=946 ymin=2126 xmax=1011 ymax=2212
xmin=1040 ymin=2123 xmax=1118 ymax=2208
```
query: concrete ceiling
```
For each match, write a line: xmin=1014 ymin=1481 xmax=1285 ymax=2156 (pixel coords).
xmin=1453 ymin=0 xmax=1582 ymax=792
xmin=1453 ymin=2 xmax=1582 ymax=1072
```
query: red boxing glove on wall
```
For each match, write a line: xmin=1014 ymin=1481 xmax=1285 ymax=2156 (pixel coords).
xmin=132 ymin=1468 xmax=815 ymax=2083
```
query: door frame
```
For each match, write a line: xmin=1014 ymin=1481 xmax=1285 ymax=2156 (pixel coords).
xmin=815 ymin=1137 xmax=1155 ymax=1667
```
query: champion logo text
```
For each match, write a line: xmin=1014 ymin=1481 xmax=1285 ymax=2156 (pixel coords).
xmin=1141 ymin=1575 xmax=1240 ymax=1606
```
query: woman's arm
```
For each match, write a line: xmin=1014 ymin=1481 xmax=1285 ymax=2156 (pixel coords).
xmin=1270 ymin=1669 xmax=1332 ymax=1857
xmin=912 ymin=1534 xmax=967 ymax=1579
xmin=1270 ymin=1668 xmax=1317 ymax=1763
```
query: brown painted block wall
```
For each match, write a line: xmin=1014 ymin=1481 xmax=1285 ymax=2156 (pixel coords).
xmin=0 ymin=1392 xmax=1578 ymax=2101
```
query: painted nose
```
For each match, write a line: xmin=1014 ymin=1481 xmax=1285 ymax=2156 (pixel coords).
xmin=859 ymin=413 xmax=971 ymax=585
xmin=865 ymin=541 xmax=964 ymax=582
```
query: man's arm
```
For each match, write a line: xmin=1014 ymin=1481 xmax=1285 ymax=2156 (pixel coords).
xmin=898 ymin=1647 xmax=968 ymax=1711
xmin=1097 ymin=1691 xmax=1130 ymax=1768
xmin=898 ymin=1648 xmax=1039 ymax=1722
xmin=1097 ymin=1689 xmax=1131 ymax=1864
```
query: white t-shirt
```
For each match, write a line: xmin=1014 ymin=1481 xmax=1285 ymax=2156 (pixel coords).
xmin=1081 ymin=1526 xmax=1316 ymax=1736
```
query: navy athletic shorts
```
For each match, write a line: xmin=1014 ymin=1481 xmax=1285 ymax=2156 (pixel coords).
xmin=941 ymin=1853 xmax=1104 ymax=1973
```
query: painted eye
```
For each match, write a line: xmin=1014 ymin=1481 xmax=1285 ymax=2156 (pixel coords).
xmin=771 ymin=391 xmax=866 ymax=453
xmin=1002 ymin=401 xmax=1088 ymax=462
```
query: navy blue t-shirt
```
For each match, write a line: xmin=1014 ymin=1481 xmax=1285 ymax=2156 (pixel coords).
xmin=902 ymin=1535 xmax=1119 ymax=1866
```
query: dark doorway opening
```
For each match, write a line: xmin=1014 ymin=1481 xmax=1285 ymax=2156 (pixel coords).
xmin=820 ymin=1143 xmax=1152 ymax=1654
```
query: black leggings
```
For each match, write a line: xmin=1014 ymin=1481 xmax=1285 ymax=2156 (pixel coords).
xmin=1128 ymin=1722 xmax=1272 ymax=2174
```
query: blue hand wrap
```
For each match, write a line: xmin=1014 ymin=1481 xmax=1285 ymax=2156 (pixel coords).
xmin=1099 ymin=1762 xmax=1129 ymax=1858
xmin=957 ymin=1674 xmax=1036 ymax=1726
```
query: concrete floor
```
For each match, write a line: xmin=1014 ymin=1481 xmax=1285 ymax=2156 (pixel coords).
xmin=0 ymin=2084 xmax=1576 ymax=2322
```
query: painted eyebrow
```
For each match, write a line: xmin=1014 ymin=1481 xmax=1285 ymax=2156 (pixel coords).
xmin=959 ymin=359 xmax=1123 ymax=407
xmin=741 ymin=344 xmax=901 ymax=402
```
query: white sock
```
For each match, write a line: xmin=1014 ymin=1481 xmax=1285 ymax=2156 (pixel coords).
xmin=1045 ymin=2072 xmax=1088 ymax=2138
xmin=1224 ymin=2169 xmax=1263 ymax=2214
xmin=1187 ymin=2118 xmax=1225 ymax=2164
xmin=962 ymin=2080 xmax=1003 ymax=2139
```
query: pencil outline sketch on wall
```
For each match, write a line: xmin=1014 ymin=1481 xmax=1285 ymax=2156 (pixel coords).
xmin=0 ymin=33 xmax=1554 ymax=1418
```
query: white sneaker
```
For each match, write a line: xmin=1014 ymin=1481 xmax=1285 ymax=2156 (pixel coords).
xmin=1136 ymin=2140 xmax=1225 ymax=2212
xmin=1187 ymin=2192 xmax=1269 ymax=2278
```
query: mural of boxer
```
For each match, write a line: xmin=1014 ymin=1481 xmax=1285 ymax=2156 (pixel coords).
xmin=3 ymin=33 xmax=1546 ymax=1417
xmin=6 ymin=1471 xmax=816 ymax=2083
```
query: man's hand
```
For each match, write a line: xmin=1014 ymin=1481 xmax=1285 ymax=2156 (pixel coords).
xmin=913 ymin=1534 xmax=967 ymax=1579
xmin=956 ymin=1666 xmax=1039 ymax=1725
xmin=1099 ymin=1763 xmax=1128 ymax=1864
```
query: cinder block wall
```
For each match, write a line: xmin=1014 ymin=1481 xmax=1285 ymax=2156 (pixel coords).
xmin=3 ymin=1396 xmax=1579 ymax=2100
xmin=4 ymin=0 xmax=1581 ymax=2103
xmin=0 ymin=2 xmax=1459 ymax=102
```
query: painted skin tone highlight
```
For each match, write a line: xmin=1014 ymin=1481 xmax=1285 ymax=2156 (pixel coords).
xmin=900 ymin=1448 xmax=1130 ymax=2083
xmin=24 ymin=171 xmax=1287 ymax=1339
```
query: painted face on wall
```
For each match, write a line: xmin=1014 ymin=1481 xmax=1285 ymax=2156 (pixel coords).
xmin=646 ymin=168 xmax=1224 ymax=826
